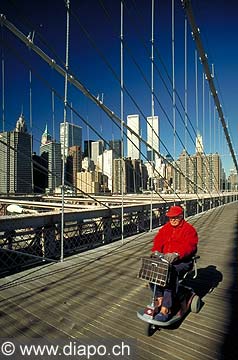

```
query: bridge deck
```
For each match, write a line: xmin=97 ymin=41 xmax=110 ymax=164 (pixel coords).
xmin=0 ymin=202 xmax=237 ymax=359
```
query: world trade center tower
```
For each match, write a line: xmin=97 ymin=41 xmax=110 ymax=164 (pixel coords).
xmin=147 ymin=116 xmax=159 ymax=163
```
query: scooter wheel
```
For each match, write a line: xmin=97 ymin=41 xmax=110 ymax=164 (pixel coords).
xmin=145 ymin=323 xmax=157 ymax=337
xmin=191 ymin=295 xmax=201 ymax=313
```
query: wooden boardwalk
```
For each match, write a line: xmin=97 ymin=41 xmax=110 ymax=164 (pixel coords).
xmin=0 ymin=202 xmax=237 ymax=359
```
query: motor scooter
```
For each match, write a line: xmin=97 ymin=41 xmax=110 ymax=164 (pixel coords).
xmin=137 ymin=252 xmax=201 ymax=336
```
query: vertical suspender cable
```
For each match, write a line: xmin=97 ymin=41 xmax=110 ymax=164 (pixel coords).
xmin=202 ymin=73 xmax=205 ymax=151
xmin=213 ymin=106 xmax=216 ymax=154
xmin=209 ymin=85 xmax=212 ymax=154
xmin=202 ymin=73 xmax=205 ymax=211
xmin=150 ymin=0 xmax=154 ymax=231
xmin=195 ymin=50 xmax=198 ymax=135
xmin=61 ymin=0 xmax=70 ymax=262
xmin=212 ymin=63 xmax=215 ymax=155
xmin=1 ymin=41 xmax=5 ymax=132
xmin=52 ymin=90 xmax=56 ymax=189
xmin=52 ymin=90 xmax=55 ymax=141
xmin=172 ymin=0 xmax=176 ymax=202
xmin=29 ymin=70 xmax=32 ymax=131
xmin=194 ymin=50 xmax=199 ymax=211
xmin=29 ymin=69 xmax=33 ymax=192
xmin=151 ymin=0 xmax=155 ymax=120
xmin=184 ymin=17 xmax=188 ymax=214
xmin=120 ymin=0 xmax=124 ymax=243
xmin=218 ymin=110 xmax=221 ymax=160
xmin=100 ymin=99 xmax=105 ymax=194
xmin=208 ymin=90 xmax=212 ymax=208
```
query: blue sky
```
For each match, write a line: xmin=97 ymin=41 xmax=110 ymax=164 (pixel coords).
xmin=1 ymin=0 xmax=238 ymax=175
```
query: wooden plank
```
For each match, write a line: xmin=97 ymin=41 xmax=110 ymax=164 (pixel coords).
xmin=0 ymin=202 xmax=237 ymax=359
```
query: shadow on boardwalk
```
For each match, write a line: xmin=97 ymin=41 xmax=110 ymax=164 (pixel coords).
xmin=219 ymin=219 xmax=238 ymax=360
xmin=187 ymin=265 xmax=223 ymax=298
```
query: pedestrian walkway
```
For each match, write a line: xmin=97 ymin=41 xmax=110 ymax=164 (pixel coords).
xmin=0 ymin=202 xmax=237 ymax=359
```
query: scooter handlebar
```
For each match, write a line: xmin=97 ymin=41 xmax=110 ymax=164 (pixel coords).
xmin=151 ymin=251 xmax=169 ymax=263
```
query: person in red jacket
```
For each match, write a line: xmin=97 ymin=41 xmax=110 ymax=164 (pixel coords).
xmin=151 ymin=205 xmax=198 ymax=322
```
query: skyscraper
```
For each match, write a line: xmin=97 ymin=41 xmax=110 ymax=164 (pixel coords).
xmin=41 ymin=124 xmax=52 ymax=145
xmin=84 ymin=139 xmax=94 ymax=158
xmin=127 ymin=114 xmax=140 ymax=160
xmin=98 ymin=149 xmax=113 ymax=191
xmin=179 ymin=149 xmax=190 ymax=193
xmin=40 ymin=127 xmax=62 ymax=192
xmin=60 ymin=122 xmax=82 ymax=158
xmin=32 ymin=153 xmax=48 ymax=193
xmin=66 ymin=145 xmax=82 ymax=189
xmin=147 ymin=116 xmax=159 ymax=161
xmin=109 ymin=139 xmax=122 ymax=159
xmin=0 ymin=114 xmax=33 ymax=194
xmin=91 ymin=140 xmax=104 ymax=166
xmin=113 ymin=158 xmax=133 ymax=194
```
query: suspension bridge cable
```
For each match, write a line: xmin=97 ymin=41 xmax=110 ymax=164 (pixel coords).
xmin=0 ymin=6 xmax=212 ymax=202
xmin=60 ymin=0 xmax=70 ymax=262
xmin=120 ymin=0 xmax=124 ymax=242
xmin=184 ymin=16 xmax=188 ymax=208
xmin=150 ymin=0 xmax=155 ymax=231
xmin=172 ymin=0 xmax=176 ymax=203
xmin=181 ymin=0 xmax=238 ymax=173
xmin=102 ymin=0 xmax=220 ymax=198
xmin=0 ymin=25 xmax=183 ymax=207
xmin=96 ymin=0 xmax=210 ymax=200
xmin=4 ymin=0 xmax=208 ymax=200
xmin=0 ymin=16 xmax=181 ymax=200
xmin=0 ymin=32 xmax=177 ymax=206
xmin=1 ymin=13 xmax=198 ymax=202
xmin=1 ymin=28 xmax=5 ymax=132
xmin=129 ymin=0 xmax=222 ymax=198
xmin=127 ymin=0 xmax=224 ymax=197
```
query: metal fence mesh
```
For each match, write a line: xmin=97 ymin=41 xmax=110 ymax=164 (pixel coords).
xmin=0 ymin=195 xmax=235 ymax=277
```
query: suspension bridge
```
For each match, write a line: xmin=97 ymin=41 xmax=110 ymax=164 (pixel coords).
xmin=0 ymin=202 xmax=237 ymax=359
xmin=0 ymin=0 xmax=238 ymax=358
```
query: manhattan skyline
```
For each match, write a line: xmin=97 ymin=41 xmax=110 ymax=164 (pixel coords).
xmin=0 ymin=0 xmax=238 ymax=175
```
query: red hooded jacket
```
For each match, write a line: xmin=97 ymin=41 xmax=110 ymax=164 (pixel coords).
xmin=152 ymin=219 xmax=198 ymax=260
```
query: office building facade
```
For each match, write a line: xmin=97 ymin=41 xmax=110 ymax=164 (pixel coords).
xmin=109 ymin=139 xmax=122 ymax=159
xmin=84 ymin=140 xmax=94 ymax=158
xmin=0 ymin=114 xmax=33 ymax=194
xmin=127 ymin=114 xmax=140 ymax=160
xmin=66 ymin=145 xmax=82 ymax=189
xmin=40 ymin=127 xmax=62 ymax=192
xmin=60 ymin=122 xmax=82 ymax=158
xmin=77 ymin=171 xmax=102 ymax=194
xmin=91 ymin=140 xmax=104 ymax=166
xmin=98 ymin=149 xmax=113 ymax=191
xmin=147 ymin=116 xmax=159 ymax=161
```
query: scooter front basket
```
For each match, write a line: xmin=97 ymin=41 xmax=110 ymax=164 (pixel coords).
xmin=138 ymin=256 xmax=170 ymax=286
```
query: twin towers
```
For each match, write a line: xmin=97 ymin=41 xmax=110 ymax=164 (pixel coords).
xmin=127 ymin=114 xmax=160 ymax=167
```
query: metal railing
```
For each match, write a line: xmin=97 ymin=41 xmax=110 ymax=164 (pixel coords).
xmin=0 ymin=194 xmax=237 ymax=277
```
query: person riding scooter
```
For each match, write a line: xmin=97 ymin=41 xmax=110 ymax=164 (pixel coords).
xmin=150 ymin=205 xmax=198 ymax=322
